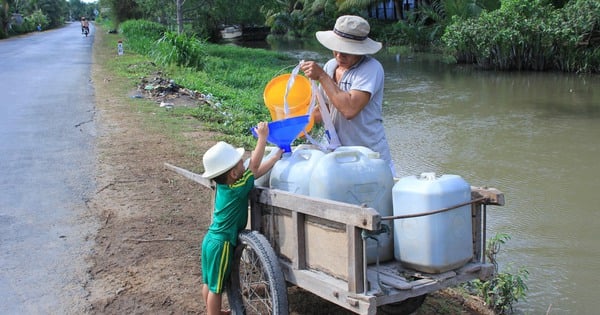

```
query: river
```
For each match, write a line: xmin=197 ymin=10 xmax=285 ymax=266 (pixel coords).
xmin=250 ymin=38 xmax=600 ymax=314
xmin=381 ymin=53 xmax=600 ymax=314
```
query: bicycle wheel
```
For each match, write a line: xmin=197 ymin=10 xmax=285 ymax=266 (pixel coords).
xmin=228 ymin=230 xmax=288 ymax=315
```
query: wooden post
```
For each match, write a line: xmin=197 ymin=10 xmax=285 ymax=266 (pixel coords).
xmin=347 ymin=225 xmax=365 ymax=293
xmin=292 ymin=211 xmax=306 ymax=270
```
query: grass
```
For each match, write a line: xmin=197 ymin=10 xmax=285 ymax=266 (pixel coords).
xmin=92 ymin=25 xmax=208 ymax=165
xmin=94 ymin=21 xmax=304 ymax=151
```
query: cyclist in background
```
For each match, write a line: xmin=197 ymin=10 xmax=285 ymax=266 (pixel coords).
xmin=81 ymin=17 xmax=89 ymax=34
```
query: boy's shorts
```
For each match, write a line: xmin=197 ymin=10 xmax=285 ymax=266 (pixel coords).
xmin=202 ymin=234 xmax=234 ymax=294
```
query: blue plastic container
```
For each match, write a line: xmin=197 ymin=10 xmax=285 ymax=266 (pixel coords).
xmin=392 ymin=172 xmax=473 ymax=273
xmin=309 ymin=147 xmax=395 ymax=264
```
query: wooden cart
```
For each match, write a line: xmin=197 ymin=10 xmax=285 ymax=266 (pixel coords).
xmin=166 ymin=163 xmax=504 ymax=315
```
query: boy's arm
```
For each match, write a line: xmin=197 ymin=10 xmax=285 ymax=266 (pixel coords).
xmin=255 ymin=149 xmax=283 ymax=179
xmin=247 ymin=122 xmax=269 ymax=176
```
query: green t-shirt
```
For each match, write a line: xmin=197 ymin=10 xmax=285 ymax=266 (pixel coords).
xmin=207 ymin=169 xmax=254 ymax=246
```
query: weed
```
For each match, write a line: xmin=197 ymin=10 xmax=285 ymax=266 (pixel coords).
xmin=464 ymin=233 xmax=529 ymax=314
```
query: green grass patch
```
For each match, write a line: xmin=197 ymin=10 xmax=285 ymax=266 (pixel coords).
xmin=95 ymin=21 xmax=306 ymax=150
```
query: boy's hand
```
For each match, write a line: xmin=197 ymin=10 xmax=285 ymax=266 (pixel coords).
xmin=255 ymin=121 xmax=269 ymax=139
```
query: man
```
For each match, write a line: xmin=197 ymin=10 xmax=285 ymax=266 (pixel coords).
xmin=300 ymin=15 xmax=395 ymax=176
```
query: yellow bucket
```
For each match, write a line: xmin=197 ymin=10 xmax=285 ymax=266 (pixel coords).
xmin=263 ymin=74 xmax=314 ymax=133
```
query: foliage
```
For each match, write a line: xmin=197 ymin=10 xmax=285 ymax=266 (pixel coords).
xmin=465 ymin=233 xmax=529 ymax=314
xmin=8 ymin=8 xmax=48 ymax=33
xmin=100 ymin=0 xmax=141 ymax=30
xmin=1 ymin=0 xmax=71 ymax=37
xmin=120 ymin=19 xmax=167 ymax=54
xmin=35 ymin=0 xmax=68 ymax=27
xmin=442 ymin=0 xmax=600 ymax=72
xmin=121 ymin=20 xmax=206 ymax=69
xmin=69 ymin=0 xmax=97 ymax=21
xmin=388 ymin=0 xmax=496 ymax=50
xmin=553 ymin=0 xmax=600 ymax=73
xmin=151 ymin=31 xmax=206 ymax=69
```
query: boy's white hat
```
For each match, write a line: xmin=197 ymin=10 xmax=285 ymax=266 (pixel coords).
xmin=202 ymin=141 xmax=244 ymax=179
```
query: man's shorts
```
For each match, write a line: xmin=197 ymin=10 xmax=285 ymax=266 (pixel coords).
xmin=201 ymin=234 xmax=233 ymax=294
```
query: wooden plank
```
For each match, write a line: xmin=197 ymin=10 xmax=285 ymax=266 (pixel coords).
xmin=280 ymin=261 xmax=377 ymax=315
xmin=347 ymin=226 xmax=364 ymax=293
xmin=249 ymin=190 xmax=262 ymax=231
xmin=254 ymin=187 xmax=381 ymax=231
xmin=292 ymin=211 xmax=306 ymax=270
xmin=164 ymin=163 xmax=214 ymax=190
xmin=471 ymin=186 xmax=504 ymax=206
xmin=472 ymin=201 xmax=483 ymax=261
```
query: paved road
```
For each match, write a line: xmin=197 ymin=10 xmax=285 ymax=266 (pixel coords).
xmin=0 ymin=23 xmax=97 ymax=313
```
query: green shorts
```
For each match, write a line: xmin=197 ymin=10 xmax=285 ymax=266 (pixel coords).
xmin=201 ymin=234 xmax=233 ymax=294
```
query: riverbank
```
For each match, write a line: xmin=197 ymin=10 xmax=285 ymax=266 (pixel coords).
xmin=85 ymin=27 xmax=495 ymax=314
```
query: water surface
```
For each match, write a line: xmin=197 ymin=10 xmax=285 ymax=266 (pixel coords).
xmin=380 ymin=53 xmax=600 ymax=314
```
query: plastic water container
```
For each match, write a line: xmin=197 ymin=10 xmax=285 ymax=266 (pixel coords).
xmin=244 ymin=146 xmax=279 ymax=187
xmin=269 ymin=145 xmax=325 ymax=195
xmin=392 ymin=172 xmax=473 ymax=273
xmin=309 ymin=147 xmax=395 ymax=264
xmin=334 ymin=146 xmax=380 ymax=159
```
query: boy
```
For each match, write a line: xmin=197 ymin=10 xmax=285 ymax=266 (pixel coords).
xmin=200 ymin=122 xmax=282 ymax=315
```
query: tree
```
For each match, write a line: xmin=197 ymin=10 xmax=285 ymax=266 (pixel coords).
xmin=176 ymin=0 xmax=184 ymax=33
xmin=35 ymin=0 xmax=68 ymax=27
xmin=101 ymin=0 xmax=141 ymax=29
xmin=1 ymin=0 xmax=15 ymax=38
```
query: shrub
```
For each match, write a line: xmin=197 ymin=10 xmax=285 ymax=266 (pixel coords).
xmin=442 ymin=0 xmax=600 ymax=72
xmin=120 ymin=19 xmax=167 ymax=55
xmin=464 ymin=233 xmax=529 ymax=314
xmin=151 ymin=32 xmax=206 ymax=70
xmin=554 ymin=0 xmax=600 ymax=72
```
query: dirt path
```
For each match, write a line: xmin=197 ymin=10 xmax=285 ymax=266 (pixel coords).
xmin=84 ymin=30 xmax=494 ymax=315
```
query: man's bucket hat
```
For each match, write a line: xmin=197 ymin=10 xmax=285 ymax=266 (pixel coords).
xmin=316 ymin=15 xmax=382 ymax=55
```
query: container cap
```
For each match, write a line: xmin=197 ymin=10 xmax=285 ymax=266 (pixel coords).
xmin=419 ymin=172 xmax=437 ymax=181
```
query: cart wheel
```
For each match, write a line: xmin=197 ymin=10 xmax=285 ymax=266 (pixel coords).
xmin=378 ymin=294 xmax=427 ymax=315
xmin=228 ymin=230 xmax=288 ymax=315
